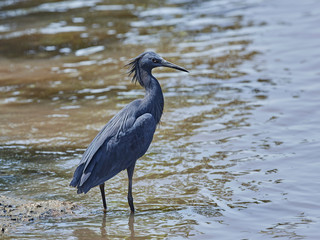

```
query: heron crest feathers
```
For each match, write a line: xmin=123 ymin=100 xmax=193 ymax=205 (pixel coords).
xmin=126 ymin=52 xmax=148 ymax=87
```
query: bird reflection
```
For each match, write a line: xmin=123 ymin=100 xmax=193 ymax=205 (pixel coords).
xmin=128 ymin=212 xmax=135 ymax=239
xmin=100 ymin=214 xmax=107 ymax=238
xmin=73 ymin=213 xmax=135 ymax=239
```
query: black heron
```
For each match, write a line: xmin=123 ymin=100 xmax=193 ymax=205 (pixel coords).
xmin=70 ymin=51 xmax=188 ymax=213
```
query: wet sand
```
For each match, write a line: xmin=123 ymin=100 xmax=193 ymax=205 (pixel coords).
xmin=0 ymin=195 xmax=77 ymax=234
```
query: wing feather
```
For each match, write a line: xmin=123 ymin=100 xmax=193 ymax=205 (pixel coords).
xmin=70 ymin=100 xmax=157 ymax=194
xmin=70 ymin=100 xmax=140 ymax=189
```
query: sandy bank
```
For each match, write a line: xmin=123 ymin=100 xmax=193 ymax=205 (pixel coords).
xmin=0 ymin=195 xmax=77 ymax=234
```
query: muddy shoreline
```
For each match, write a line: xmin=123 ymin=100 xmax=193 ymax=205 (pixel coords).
xmin=0 ymin=195 xmax=77 ymax=235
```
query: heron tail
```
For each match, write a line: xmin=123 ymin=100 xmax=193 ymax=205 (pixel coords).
xmin=69 ymin=163 xmax=85 ymax=189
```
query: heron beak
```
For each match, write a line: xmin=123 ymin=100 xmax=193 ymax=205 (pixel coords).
xmin=161 ymin=60 xmax=189 ymax=73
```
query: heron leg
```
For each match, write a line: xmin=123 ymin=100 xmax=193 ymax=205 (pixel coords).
xmin=127 ymin=164 xmax=136 ymax=213
xmin=99 ymin=183 xmax=107 ymax=213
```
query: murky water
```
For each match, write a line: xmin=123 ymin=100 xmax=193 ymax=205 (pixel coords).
xmin=1 ymin=0 xmax=320 ymax=239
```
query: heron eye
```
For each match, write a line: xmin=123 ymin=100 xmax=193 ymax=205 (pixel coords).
xmin=152 ymin=58 xmax=158 ymax=63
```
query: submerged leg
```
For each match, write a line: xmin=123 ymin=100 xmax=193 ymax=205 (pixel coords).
xmin=127 ymin=164 xmax=136 ymax=213
xmin=99 ymin=183 xmax=107 ymax=213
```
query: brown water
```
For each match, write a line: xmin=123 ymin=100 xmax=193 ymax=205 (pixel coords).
xmin=1 ymin=0 xmax=320 ymax=239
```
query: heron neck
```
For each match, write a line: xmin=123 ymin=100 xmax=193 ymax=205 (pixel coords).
xmin=143 ymin=76 xmax=164 ymax=125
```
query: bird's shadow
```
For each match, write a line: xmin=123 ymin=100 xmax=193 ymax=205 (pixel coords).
xmin=72 ymin=212 xmax=135 ymax=240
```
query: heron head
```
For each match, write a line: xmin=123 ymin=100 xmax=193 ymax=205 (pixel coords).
xmin=127 ymin=51 xmax=188 ymax=87
xmin=140 ymin=52 xmax=189 ymax=73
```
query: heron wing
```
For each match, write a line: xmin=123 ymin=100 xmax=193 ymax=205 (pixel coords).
xmin=81 ymin=99 xmax=141 ymax=168
xmin=69 ymin=100 xmax=140 ymax=189
xmin=70 ymin=100 xmax=157 ymax=193
xmin=77 ymin=113 xmax=156 ymax=193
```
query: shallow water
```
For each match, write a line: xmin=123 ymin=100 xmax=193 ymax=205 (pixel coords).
xmin=1 ymin=0 xmax=320 ymax=239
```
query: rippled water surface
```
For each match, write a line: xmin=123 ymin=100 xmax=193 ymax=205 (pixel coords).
xmin=1 ymin=0 xmax=320 ymax=239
